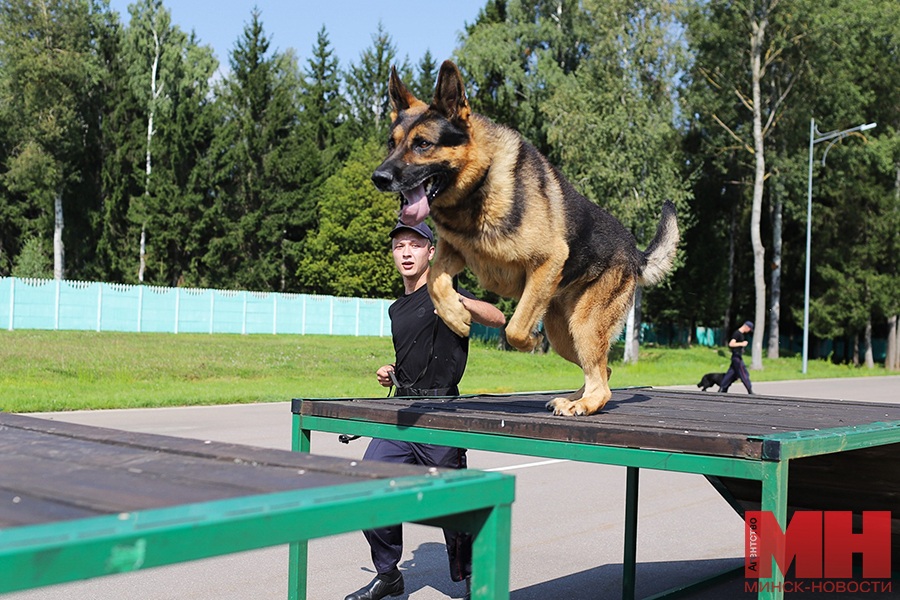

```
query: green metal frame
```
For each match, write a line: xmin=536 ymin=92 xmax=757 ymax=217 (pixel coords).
xmin=0 ymin=462 xmax=513 ymax=599
xmin=294 ymin=408 xmax=900 ymax=600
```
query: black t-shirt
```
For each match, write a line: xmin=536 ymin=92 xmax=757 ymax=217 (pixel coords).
xmin=730 ymin=329 xmax=746 ymax=357
xmin=389 ymin=284 xmax=476 ymax=391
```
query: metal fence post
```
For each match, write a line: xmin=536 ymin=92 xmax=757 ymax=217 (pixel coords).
xmin=137 ymin=286 xmax=143 ymax=333
xmin=7 ymin=277 xmax=14 ymax=331
xmin=242 ymin=291 xmax=247 ymax=335
xmin=54 ymin=279 xmax=60 ymax=331
xmin=97 ymin=283 xmax=102 ymax=332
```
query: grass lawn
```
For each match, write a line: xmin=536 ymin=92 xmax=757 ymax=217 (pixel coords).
xmin=0 ymin=329 xmax=892 ymax=413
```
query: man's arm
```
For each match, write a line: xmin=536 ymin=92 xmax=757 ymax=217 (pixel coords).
xmin=459 ymin=294 xmax=506 ymax=329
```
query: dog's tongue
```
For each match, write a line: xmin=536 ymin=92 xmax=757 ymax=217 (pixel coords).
xmin=400 ymin=185 xmax=430 ymax=226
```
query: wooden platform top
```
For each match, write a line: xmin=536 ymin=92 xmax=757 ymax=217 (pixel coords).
xmin=294 ymin=388 xmax=900 ymax=460
xmin=0 ymin=412 xmax=462 ymax=529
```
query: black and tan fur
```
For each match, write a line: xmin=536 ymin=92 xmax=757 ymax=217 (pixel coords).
xmin=372 ymin=61 xmax=679 ymax=416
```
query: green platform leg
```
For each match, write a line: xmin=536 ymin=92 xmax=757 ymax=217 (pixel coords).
xmin=288 ymin=542 xmax=308 ymax=600
xmin=470 ymin=504 xmax=512 ymax=600
xmin=288 ymin=414 xmax=312 ymax=600
xmin=758 ymin=460 xmax=788 ymax=600
xmin=623 ymin=467 xmax=640 ymax=600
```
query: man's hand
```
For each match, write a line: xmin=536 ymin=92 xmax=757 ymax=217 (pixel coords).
xmin=376 ymin=364 xmax=395 ymax=388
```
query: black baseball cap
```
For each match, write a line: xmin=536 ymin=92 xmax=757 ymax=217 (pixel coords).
xmin=743 ymin=321 xmax=754 ymax=330
xmin=389 ymin=221 xmax=434 ymax=244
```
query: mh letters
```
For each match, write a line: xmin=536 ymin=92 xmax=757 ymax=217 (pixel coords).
xmin=745 ymin=511 xmax=891 ymax=579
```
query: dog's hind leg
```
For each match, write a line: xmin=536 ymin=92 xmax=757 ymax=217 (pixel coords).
xmin=505 ymin=252 xmax=566 ymax=353
xmin=542 ymin=301 xmax=585 ymax=402
xmin=548 ymin=270 xmax=635 ymax=417
xmin=428 ymin=239 xmax=471 ymax=337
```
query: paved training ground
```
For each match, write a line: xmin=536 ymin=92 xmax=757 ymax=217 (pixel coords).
xmin=6 ymin=376 xmax=899 ymax=600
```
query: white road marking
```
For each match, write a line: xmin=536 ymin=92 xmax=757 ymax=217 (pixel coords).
xmin=483 ymin=459 xmax=567 ymax=472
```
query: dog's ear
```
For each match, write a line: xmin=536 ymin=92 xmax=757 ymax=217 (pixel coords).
xmin=389 ymin=66 xmax=419 ymax=118
xmin=432 ymin=60 xmax=470 ymax=125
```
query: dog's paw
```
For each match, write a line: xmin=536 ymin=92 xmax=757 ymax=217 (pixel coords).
xmin=546 ymin=394 xmax=608 ymax=417
xmin=546 ymin=397 xmax=585 ymax=416
xmin=447 ymin=317 xmax=471 ymax=338
xmin=506 ymin=328 xmax=543 ymax=353
xmin=436 ymin=302 xmax=471 ymax=338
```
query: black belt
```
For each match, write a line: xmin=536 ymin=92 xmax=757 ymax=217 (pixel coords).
xmin=338 ymin=385 xmax=457 ymax=443
xmin=395 ymin=387 xmax=455 ymax=397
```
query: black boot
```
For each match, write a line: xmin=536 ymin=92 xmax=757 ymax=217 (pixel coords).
xmin=344 ymin=572 xmax=404 ymax=600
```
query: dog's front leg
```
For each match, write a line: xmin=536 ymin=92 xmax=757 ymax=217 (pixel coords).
xmin=427 ymin=239 xmax=471 ymax=337
xmin=505 ymin=252 xmax=566 ymax=352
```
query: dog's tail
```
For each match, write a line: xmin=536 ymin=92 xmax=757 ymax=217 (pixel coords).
xmin=637 ymin=200 xmax=679 ymax=287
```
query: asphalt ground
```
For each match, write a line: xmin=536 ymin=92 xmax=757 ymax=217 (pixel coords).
xmin=6 ymin=375 xmax=899 ymax=600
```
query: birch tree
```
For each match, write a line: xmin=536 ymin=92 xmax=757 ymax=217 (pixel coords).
xmin=685 ymin=0 xmax=806 ymax=369
xmin=0 ymin=0 xmax=104 ymax=280
xmin=123 ymin=0 xmax=179 ymax=282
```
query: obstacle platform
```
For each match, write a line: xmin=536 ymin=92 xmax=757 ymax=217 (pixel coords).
xmin=0 ymin=413 xmax=513 ymax=599
xmin=294 ymin=388 xmax=900 ymax=600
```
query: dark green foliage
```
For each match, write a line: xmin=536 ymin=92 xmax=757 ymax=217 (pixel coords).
xmin=201 ymin=10 xmax=313 ymax=291
xmin=0 ymin=0 xmax=897 ymax=368
xmin=0 ymin=0 xmax=108 ymax=279
xmin=344 ymin=22 xmax=406 ymax=142
xmin=11 ymin=236 xmax=52 ymax=278
xmin=296 ymin=138 xmax=400 ymax=298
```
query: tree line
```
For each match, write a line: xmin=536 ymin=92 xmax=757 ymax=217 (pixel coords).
xmin=0 ymin=0 xmax=898 ymax=369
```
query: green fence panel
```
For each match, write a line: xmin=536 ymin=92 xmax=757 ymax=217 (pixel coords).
xmin=140 ymin=286 xmax=176 ymax=333
xmin=10 ymin=278 xmax=55 ymax=330
xmin=275 ymin=293 xmax=305 ymax=335
xmin=177 ymin=288 xmax=213 ymax=334
xmin=100 ymin=283 xmax=141 ymax=332
xmin=210 ymin=290 xmax=243 ymax=334
xmin=303 ymin=295 xmax=332 ymax=335
xmin=0 ymin=278 xmax=10 ymax=330
xmin=58 ymin=280 xmax=100 ymax=331
xmin=332 ymin=297 xmax=358 ymax=336
xmin=245 ymin=292 xmax=275 ymax=335
xmin=358 ymin=298 xmax=388 ymax=337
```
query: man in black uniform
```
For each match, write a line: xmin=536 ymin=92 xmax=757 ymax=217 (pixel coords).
xmin=720 ymin=321 xmax=755 ymax=394
xmin=344 ymin=221 xmax=506 ymax=600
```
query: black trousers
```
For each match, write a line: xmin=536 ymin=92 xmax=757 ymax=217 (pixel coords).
xmin=721 ymin=354 xmax=753 ymax=393
xmin=362 ymin=438 xmax=473 ymax=582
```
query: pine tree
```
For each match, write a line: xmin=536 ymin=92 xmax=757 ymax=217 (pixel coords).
xmin=300 ymin=25 xmax=350 ymax=188
xmin=344 ymin=22 xmax=404 ymax=142
xmin=412 ymin=50 xmax=438 ymax=100
xmin=202 ymin=9 xmax=310 ymax=291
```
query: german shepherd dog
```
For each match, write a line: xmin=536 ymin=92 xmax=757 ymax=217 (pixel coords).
xmin=372 ymin=61 xmax=679 ymax=416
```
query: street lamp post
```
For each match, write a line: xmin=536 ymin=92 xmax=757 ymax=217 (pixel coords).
xmin=802 ymin=118 xmax=876 ymax=374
